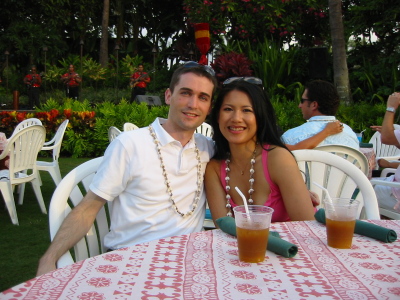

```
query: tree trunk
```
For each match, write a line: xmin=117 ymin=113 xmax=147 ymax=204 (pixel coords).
xmin=329 ymin=0 xmax=352 ymax=104
xmin=99 ymin=0 xmax=110 ymax=67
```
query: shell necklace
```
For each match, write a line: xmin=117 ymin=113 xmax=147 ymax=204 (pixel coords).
xmin=149 ymin=125 xmax=202 ymax=217
xmin=224 ymin=144 xmax=257 ymax=217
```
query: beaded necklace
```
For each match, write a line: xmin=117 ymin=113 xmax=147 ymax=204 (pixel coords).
xmin=224 ymin=145 xmax=257 ymax=217
xmin=149 ymin=125 xmax=202 ymax=217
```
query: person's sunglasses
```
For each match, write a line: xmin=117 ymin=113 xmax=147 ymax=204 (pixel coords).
xmin=183 ymin=61 xmax=215 ymax=76
xmin=300 ymin=98 xmax=310 ymax=103
xmin=223 ymin=77 xmax=263 ymax=86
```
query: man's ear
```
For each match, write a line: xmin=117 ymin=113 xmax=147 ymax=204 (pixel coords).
xmin=165 ymin=88 xmax=172 ymax=105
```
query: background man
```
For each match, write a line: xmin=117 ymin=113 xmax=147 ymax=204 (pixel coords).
xmin=130 ymin=64 xmax=151 ymax=102
xmin=61 ymin=64 xmax=81 ymax=99
xmin=37 ymin=62 xmax=217 ymax=276
xmin=282 ymin=80 xmax=359 ymax=149
xmin=23 ymin=65 xmax=42 ymax=109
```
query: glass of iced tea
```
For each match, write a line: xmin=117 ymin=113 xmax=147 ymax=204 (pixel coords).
xmin=324 ymin=198 xmax=360 ymax=249
xmin=233 ymin=205 xmax=274 ymax=263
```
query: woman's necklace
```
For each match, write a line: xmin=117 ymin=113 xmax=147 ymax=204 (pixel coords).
xmin=224 ymin=145 xmax=257 ymax=217
xmin=149 ymin=125 xmax=202 ymax=218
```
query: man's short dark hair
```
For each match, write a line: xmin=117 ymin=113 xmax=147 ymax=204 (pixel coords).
xmin=169 ymin=65 xmax=218 ymax=97
xmin=305 ymin=80 xmax=340 ymax=115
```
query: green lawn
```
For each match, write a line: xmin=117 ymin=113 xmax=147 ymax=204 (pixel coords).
xmin=0 ymin=157 xmax=91 ymax=292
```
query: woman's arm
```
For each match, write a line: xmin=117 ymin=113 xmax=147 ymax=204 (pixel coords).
xmin=286 ymin=121 xmax=342 ymax=151
xmin=269 ymin=147 xmax=316 ymax=220
xmin=204 ymin=160 xmax=230 ymax=227
xmin=380 ymin=93 xmax=400 ymax=147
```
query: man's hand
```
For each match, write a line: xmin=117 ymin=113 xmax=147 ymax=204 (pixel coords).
xmin=36 ymin=257 xmax=57 ymax=277
xmin=370 ymin=125 xmax=382 ymax=132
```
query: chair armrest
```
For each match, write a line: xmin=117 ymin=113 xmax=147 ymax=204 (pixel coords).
xmin=41 ymin=145 xmax=56 ymax=151
xmin=370 ymin=178 xmax=400 ymax=188
xmin=380 ymin=168 xmax=397 ymax=177
xmin=376 ymin=155 xmax=400 ymax=162
xmin=43 ymin=136 xmax=57 ymax=146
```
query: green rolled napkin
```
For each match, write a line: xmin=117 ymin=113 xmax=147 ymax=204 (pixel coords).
xmin=216 ymin=216 xmax=298 ymax=258
xmin=314 ymin=209 xmax=397 ymax=243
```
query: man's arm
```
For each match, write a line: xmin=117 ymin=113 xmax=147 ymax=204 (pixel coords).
xmin=381 ymin=93 xmax=400 ymax=147
xmin=286 ymin=121 xmax=342 ymax=150
xmin=36 ymin=191 xmax=106 ymax=276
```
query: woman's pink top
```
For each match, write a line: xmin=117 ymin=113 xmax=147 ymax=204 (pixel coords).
xmin=220 ymin=145 xmax=290 ymax=222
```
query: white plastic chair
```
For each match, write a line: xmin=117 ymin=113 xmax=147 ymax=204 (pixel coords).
xmin=195 ymin=122 xmax=213 ymax=137
xmin=8 ymin=118 xmax=42 ymax=139
xmin=369 ymin=124 xmax=400 ymax=169
xmin=315 ymin=144 xmax=369 ymax=177
xmin=0 ymin=125 xmax=47 ymax=225
xmin=49 ymin=156 xmax=111 ymax=268
xmin=292 ymin=149 xmax=380 ymax=219
xmin=370 ymin=168 xmax=400 ymax=220
xmin=108 ymin=126 xmax=121 ymax=142
xmin=123 ymin=122 xmax=139 ymax=131
xmin=35 ymin=119 xmax=69 ymax=190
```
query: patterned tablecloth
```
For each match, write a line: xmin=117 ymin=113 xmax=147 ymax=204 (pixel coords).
xmin=1 ymin=220 xmax=399 ymax=300
xmin=360 ymin=147 xmax=377 ymax=179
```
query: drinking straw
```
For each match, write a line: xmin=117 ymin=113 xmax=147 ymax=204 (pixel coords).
xmin=235 ymin=186 xmax=252 ymax=220
xmin=312 ymin=182 xmax=337 ymax=216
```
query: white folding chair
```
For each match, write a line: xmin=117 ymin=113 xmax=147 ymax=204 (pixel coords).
xmin=0 ymin=125 xmax=47 ymax=225
xmin=292 ymin=149 xmax=380 ymax=220
xmin=369 ymin=124 xmax=400 ymax=169
xmin=195 ymin=122 xmax=213 ymax=137
xmin=123 ymin=122 xmax=139 ymax=131
xmin=35 ymin=119 xmax=69 ymax=190
xmin=108 ymin=126 xmax=121 ymax=142
xmin=370 ymin=168 xmax=400 ymax=220
xmin=315 ymin=144 xmax=369 ymax=177
xmin=49 ymin=157 xmax=111 ymax=268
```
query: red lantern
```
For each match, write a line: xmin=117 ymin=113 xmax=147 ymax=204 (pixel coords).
xmin=194 ymin=23 xmax=210 ymax=65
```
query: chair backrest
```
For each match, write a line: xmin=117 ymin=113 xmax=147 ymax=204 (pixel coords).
xmin=108 ymin=126 xmax=121 ymax=142
xmin=314 ymin=144 xmax=369 ymax=176
xmin=49 ymin=156 xmax=110 ymax=268
xmin=292 ymin=149 xmax=380 ymax=219
xmin=4 ymin=125 xmax=46 ymax=183
xmin=9 ymin=118 xmax=42 ymax=139
xmin=369 ymin=124 xmax=400 ymax=158
xmin=123 ymin=122 xmax=139 ymax=131
xmin=42 ymin=119 xmax=69 ymax=161
xmin=195 ymin=122 xmax=213 ymax=137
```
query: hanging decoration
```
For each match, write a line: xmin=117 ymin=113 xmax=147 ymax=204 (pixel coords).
xmin=194 ymin=23 xmax=210 ymax=65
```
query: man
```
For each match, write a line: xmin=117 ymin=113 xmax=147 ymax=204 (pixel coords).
xmin=23 ymin=65 xmax=42 ymax=109
xmin=282 ymin=80 xmax=359 ymax=149
xmin=37 ymin=62 xmax=217 ymax=276
xmin=130 ymin=64 xmax=151 ymax=102
xmin=60 ymin=64 xmax=81 ymax=99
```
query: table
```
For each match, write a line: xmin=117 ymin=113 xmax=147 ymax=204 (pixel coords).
xmin=360 ymin=147 xmax=376 ymax=179
xmin=1 ymin=220 xmax=399 ymax=300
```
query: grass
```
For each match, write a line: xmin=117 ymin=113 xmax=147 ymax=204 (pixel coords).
xmin=0 ymin=156 xmax=91 ymax=292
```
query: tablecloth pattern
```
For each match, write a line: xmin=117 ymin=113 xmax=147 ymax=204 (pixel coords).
xmin=360 ymin=147 xmax=377 ymax=179
xmin=2 ymin=220 xmax=399 ymax=300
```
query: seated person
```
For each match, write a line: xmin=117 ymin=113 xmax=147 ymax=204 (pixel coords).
xmin=371 ymin=92 xmax=400 ymax=213
xmin=282 ymin=80 xmax=359 ymax=149
xmin=205 ymin=78 xmax=316 ymax=225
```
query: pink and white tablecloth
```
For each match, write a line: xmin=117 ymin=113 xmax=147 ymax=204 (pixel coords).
xmin=1 ymin=220 xmax=399 ymax=300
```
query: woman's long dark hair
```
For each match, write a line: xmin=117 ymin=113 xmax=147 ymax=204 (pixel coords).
xmin=210 ymin=81 xmax=288 ymax=160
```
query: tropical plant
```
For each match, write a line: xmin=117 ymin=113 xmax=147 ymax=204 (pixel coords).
xmin=211 ymin=52 xmax=253 ymax=86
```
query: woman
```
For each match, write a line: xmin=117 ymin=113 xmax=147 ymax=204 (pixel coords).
xmin=205 ymin=79 xmax=316 ymax=224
